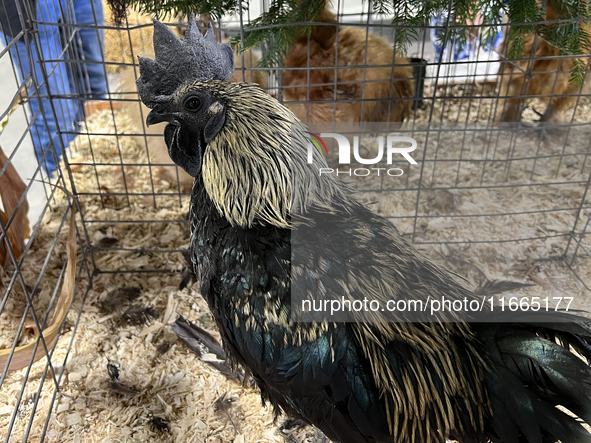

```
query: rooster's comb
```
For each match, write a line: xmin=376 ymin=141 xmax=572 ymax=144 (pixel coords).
xmin=136 ymin=15 xmax=234 ymax=106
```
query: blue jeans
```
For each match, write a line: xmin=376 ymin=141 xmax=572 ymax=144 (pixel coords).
xmin=2 ymin=0 xmax=107 ymax=175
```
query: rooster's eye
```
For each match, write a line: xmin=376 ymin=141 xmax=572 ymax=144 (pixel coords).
xmin=184 ymin=97 xmax=202 ymax=112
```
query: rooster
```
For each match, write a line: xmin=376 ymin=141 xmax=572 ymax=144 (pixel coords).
xmin=137 ymin=16 xmax=591 ymax=443
xmin=116 ymin=18 xmax=267 ymax=191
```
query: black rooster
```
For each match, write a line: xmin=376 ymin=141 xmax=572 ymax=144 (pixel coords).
xmin=137 ymin=17 xmax=591 ymax=443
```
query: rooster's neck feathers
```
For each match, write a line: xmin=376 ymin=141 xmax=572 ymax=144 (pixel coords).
xmin=199 ymin=82 xmax=346 ymax=228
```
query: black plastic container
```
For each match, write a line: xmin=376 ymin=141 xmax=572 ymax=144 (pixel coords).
xmin=411 ymin=57 xmax=428 ymax=109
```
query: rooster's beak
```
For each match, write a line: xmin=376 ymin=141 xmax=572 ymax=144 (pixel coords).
xmin=146 ymin=110 xmax=177 ymax=126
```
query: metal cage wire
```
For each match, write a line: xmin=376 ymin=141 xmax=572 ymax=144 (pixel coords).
xmin=0 ymin=0 xmax=590 ymax=441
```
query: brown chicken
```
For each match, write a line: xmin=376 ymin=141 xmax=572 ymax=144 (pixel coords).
xmin=116 ymin=21 xmax=267 ymax=191
xmin=282 ymin=5 xmax=415 ymax=123
xmin=494 ymin=0 xmax=591 ymax=123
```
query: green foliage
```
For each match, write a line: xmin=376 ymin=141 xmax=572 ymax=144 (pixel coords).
xmin=109 ymin=0 xmax=248 ymax=20
xmin=234 ymin=0 xmax=327 ymax=67
xmin=109 ymin=0 xmax=591 ymax=84
xmin=570 ymin=57 xmax=588 ymax=83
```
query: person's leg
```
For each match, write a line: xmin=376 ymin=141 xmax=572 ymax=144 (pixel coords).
xmin=71 ymin=0 xmax=108 ymax=100
xmin=31 ymin=0 xmax=79 ymax=174
xmin=38 ymin=24 xmax=80 ymax=173
xmin=1 ymin=1 xmax=79 ymax=175
xmin=2 ymin=32 xmax=59 ymax=174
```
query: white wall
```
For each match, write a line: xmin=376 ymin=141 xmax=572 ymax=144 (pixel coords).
xmin=0 ymin=41 xmax=49 ymax=229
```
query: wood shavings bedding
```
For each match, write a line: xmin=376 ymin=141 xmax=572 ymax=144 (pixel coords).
xmin=414 ymin=83 xmax=591 ymax=124
xmin=353 ymin=102 xmax=591 ymax=313
xmin=0 ymin=198 xmax=73 ymax=351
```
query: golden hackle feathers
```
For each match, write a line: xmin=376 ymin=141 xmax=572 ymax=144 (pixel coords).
xmin=350 ymin=321 xmax=489 ymax=441
xmin=198 ymin=81 xmax=345 ymax=229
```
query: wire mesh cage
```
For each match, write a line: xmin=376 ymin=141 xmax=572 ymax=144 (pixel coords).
xmin=0 ymin=0 xmax=94 ymax=440
xmin=1 ymin=0 xmax=591 ymax=441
